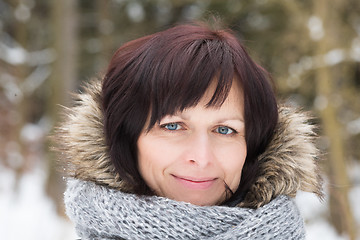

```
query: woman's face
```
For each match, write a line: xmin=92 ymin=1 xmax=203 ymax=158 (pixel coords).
xmin=137 ymin=81 xmax=247 ymax=206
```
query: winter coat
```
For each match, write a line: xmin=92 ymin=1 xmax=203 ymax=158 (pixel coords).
xmin=53 ymin=79 xmax=323 ymax=239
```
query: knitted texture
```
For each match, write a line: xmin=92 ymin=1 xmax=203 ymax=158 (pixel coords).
xmin=65 ymin=179 xmax=305 ymax=240
xmin=53 ymin=79 xmax=323 ymax=209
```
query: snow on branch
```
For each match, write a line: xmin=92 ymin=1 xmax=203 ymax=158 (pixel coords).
xmin=0 ymin=35 xmax=56 ymax=103
xmin=0 ymin=35 xmax=56 ymax=66
xmin=22 ymin=66 xmax=52 ymax=95
xmin=286 ymin=37 xmax=360 ymax=89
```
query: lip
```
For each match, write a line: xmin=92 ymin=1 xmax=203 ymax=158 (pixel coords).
xmin=172 ymin=175 xmax=217 ymax=190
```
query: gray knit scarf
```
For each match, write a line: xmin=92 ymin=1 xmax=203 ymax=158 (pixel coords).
xmin=65 ymin=179 xmax=305 ymax=239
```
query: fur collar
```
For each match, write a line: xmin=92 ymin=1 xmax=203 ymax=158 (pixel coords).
xmin=53 ymin=79 xmax=323 ymax=208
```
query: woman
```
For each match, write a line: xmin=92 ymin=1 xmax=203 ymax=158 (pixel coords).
xmin=54 ymin=22 xmax=323 ymax=239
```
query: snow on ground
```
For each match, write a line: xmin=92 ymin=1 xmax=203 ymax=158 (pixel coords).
xmin=295 ymin=159 xmax=360 ymax=240
xmin=296 ymin=191 xmax=349 ymax=240
xmin=0 ymin=163 xmax=78 ymax=240
xmin=0 ymin=161 xmax=359 ymax=240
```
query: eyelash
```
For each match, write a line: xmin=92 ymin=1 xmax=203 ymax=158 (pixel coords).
xmin=159 ymin=122 xmax=238 ymax=136
xmin=160 ymin=122 xmax=184 ymax=131
xmin=215 ymin=126 xmax=238 ymax=136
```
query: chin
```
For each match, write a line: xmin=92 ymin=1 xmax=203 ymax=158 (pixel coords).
xmin=173 ymin=194 xmax=225 ymax=206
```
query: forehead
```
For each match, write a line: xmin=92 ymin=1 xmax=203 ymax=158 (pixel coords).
xmin=163 ymin=79 xmax=244 ymax=122
xmin=146 ymin=77 xmax=243 ymax=130
xmin=196 ymin=78 xmax=243 ymax=111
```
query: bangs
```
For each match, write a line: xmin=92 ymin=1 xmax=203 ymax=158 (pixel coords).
xmin=145 ymin=28 xmax=236 ymax=129
xmin=102 ymin=22 xmax=278 ymax=196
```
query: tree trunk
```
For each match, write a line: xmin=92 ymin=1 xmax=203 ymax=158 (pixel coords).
xmin=313 ymin=0 xmax=357 ymax=238
xmin=97 ymin=0 xmax=113 ymax=73
xmin=11 ymin=0 xmax=30 ymax=185
xmin=46 ymin=0 xmax=78 ymax=217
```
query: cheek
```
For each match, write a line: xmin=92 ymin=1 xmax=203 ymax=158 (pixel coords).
xmin=137 ymin=136 xmax=179 ymax=182
xmin=138 ymin=137 xmax=161 ymax=172
xmin=217 ymin=142 xmax=247 ymax=189
xmin=138 ymin=137 xmax=178 ymax=164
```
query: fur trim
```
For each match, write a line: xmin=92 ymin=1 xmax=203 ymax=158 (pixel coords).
xmin=52 ymin=80 xmax=134 ymax=192
xmin=238 ymin=107 xmax=323 ymax=208
xmin=52 ymin=78 xmax=323 ymax=208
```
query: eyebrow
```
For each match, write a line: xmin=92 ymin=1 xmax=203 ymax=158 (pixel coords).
xmin=163 ymin=112 xmax=244 ymax=123
xmin=216 ymin=118 xmax=245 ymax=123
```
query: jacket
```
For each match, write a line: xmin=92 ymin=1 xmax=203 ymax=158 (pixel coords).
xmin=53 ymin=79 xmax=323 ymax=239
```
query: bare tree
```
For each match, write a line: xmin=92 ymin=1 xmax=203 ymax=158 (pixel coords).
xmin=313 ymin=0 xmax=357 ymax=238
xmin=97 ymin=0 xmax=114 ymax=73
xmin=46 ymin=0 xmax=78 ymax=216
xmin=8 ymin=0 xmax=31 ymax=185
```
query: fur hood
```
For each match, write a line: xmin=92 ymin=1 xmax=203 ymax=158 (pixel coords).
xmin=53 ymin=79 xmax=323 ymax=209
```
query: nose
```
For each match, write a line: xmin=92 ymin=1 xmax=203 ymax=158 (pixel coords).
xmin=186 ymin=132 xmax=215 ymax=168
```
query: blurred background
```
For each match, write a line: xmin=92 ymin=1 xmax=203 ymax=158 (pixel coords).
xmin=0 ymin=0 xmax=359 ymax=239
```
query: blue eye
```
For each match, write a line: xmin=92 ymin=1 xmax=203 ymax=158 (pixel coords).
xmin=164 ymin=123 xmax=181 ymax=131
xmin=216 ymin=126 xmax=234 ymax=135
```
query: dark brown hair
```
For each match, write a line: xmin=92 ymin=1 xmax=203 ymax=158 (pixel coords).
xmin=102 ymin=22 xmax=278 ymax=202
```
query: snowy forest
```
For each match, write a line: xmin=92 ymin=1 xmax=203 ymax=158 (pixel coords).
xmin=0 ymin=0 xmax=359 ymax=239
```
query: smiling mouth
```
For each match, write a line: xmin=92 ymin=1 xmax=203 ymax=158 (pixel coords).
xmin=172 ymin=175 xmax=217 ymax=189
